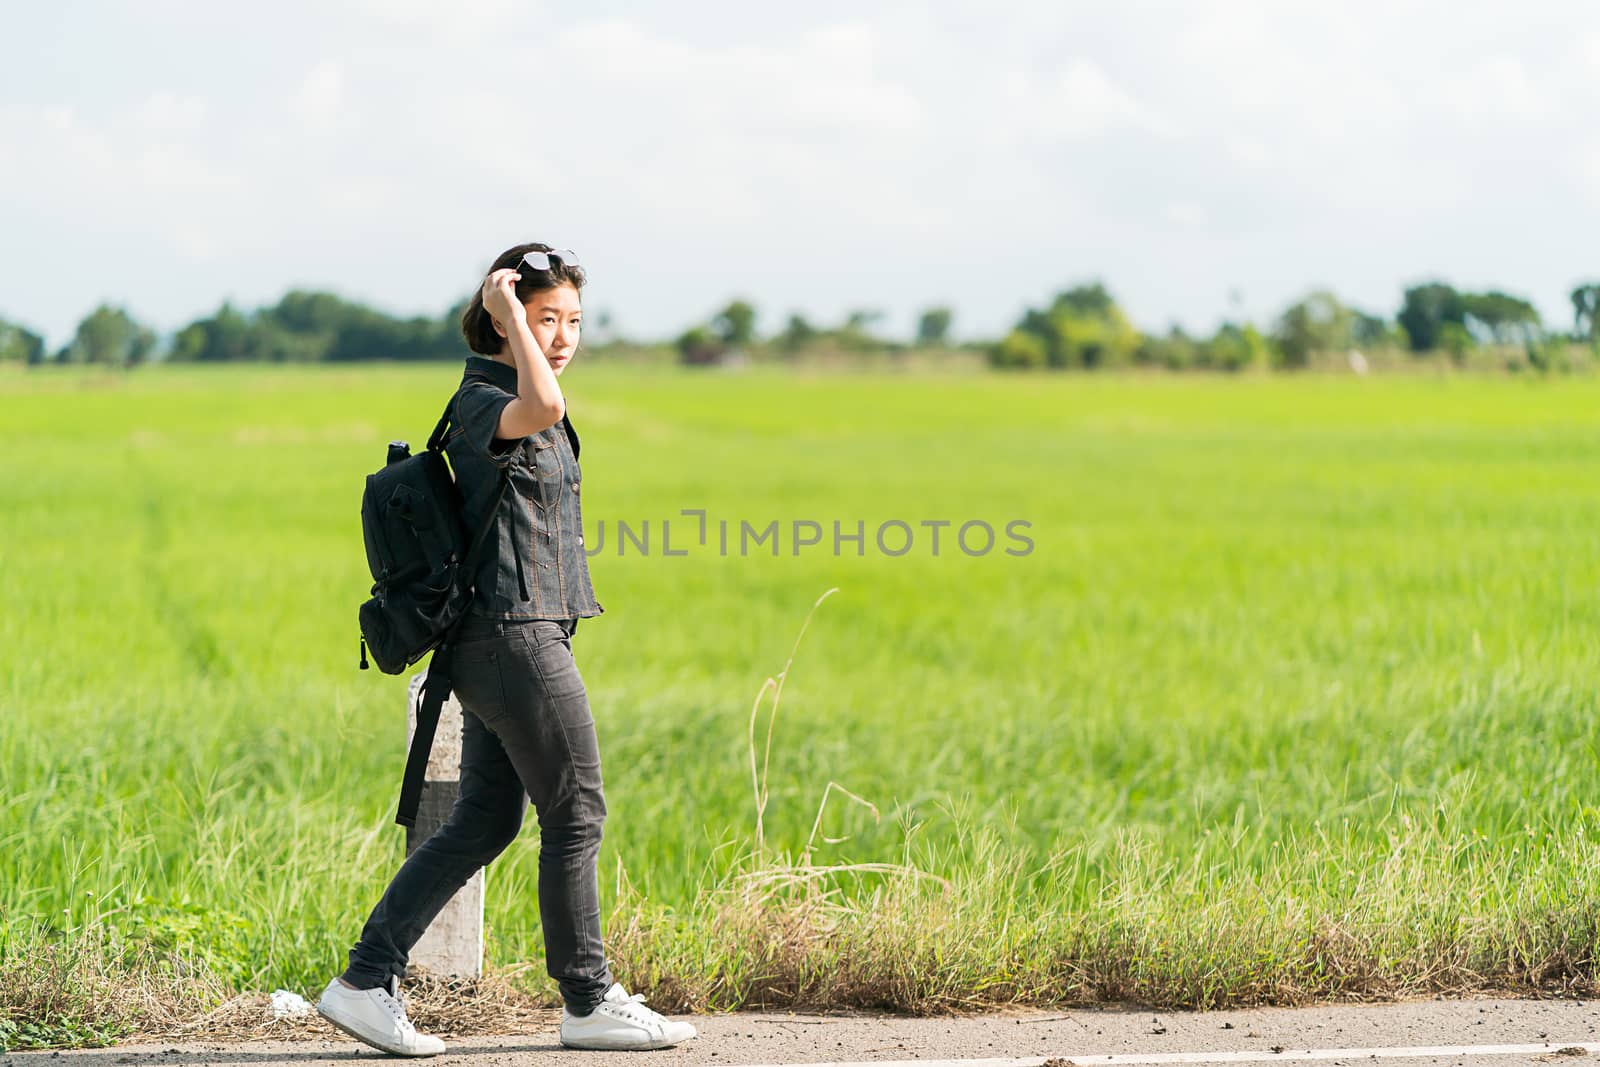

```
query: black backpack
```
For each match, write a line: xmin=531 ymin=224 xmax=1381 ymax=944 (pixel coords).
xmin=357 ymin=374 xmax=510 ymax=826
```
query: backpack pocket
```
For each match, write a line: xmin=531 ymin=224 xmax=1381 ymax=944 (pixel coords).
xmin=360 ymin=565 xmax=471 ymax=675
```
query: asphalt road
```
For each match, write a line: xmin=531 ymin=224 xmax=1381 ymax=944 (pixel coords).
xmin=7 ymin=996 xmax=1600 ymax=1066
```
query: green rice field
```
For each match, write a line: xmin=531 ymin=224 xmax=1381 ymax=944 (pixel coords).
xmin=3 ymin=362 xmax=1600 ymax=1043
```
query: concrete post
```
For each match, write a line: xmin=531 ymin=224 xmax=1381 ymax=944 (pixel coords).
xmin=403 ymin=670 xmax=484 ymax=978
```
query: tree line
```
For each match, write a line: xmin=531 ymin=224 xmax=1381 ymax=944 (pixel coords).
xmin=4 ymin=280 xmax=1599 ymax=370
xmin=0 ymin=291 xmax=475 ymax=367
xmin=984 ymin=281 xmax=1598 ymax=372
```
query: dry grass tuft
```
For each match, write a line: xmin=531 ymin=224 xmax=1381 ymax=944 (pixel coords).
xmin=0 ymin=923 xmax=230 ymax=1047
xmin=130 ymin=967 xmax=558 ymax=1042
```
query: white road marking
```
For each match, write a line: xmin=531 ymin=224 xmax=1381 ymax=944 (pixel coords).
xmin=734 ymin=1040 xmax=1600 ymax=1066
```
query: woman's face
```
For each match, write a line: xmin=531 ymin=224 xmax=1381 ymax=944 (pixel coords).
xmin=517 ymin=283 xmax=582 ymax=375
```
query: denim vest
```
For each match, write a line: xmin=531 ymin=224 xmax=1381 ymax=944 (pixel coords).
xmin=445 ymin=355 xmax=604 ymax=621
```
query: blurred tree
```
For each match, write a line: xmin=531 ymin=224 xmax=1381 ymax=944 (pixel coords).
xmin=778 ymin=312 xmax=816 ymax=353
xmin=1571 ymin=283 xmax=1600 ymax=345
xmin=915 ymin=306 xmax=953 ymax=346
xmin=711 ymin=299 xmax=757 ymax=348
xmin=0 ymin=317 xmax=45 ymax=363
xmin=1438 ymin=321 xmax=1474 ymax=363
xmin=1397 ymin=282 xmax=1466 ymax=353
xmin=988 ymin=329 xmax=1047 ymax=369
xmin=59 ymin=305 xmax=156 ymax=366
xmin=1273 ymin=290 xmax=1355 ymax=368
xmin=1202 ymin=322 xmax=1273 ymax=372
xmin=169 ymin=291 xmax=460 ymax=361
xmin=1462 ymin=290 xmax=1541 ymax=346
xmin=1524 ymin=333 xmax=1567 ymax=373
xmin=170 ymin=303 xmax=252 ymax=361
xmin=675 ymin=325 xmax=725 ymax=365
xmin=323 ymin=303 xmax=432 ymax=361
xmin=836 ymin=308 xmax=886 ymax=351
xmin=1050 ymin=282 xmax=1116 ymax=317
xmin=270 ymin=290 xmax=350 ymax=335
xmin=1136 ymin=325 xmax=1201 ymax=370
xmin=1351 ymin=310 xmax=1394 ymax=347
xmin=443 ymin=296 xmax=472 ymax=341
xmin=1002 ymin=282 xmax=1139 ymax=369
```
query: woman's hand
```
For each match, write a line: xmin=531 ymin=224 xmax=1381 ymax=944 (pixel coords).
xmin=482 ymin=268 xmax=526 ymax=332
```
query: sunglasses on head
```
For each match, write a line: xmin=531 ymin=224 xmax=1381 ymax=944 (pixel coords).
xmin=521 ymin=248 xmax=579 ymax=271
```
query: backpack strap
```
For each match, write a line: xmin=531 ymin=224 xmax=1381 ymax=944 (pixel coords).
xmin=426 ymin=370 xmax=498 ymax=452
xmin=396 ymin=643 xmax=452 ymax=828
xmin=395 ymin=370 xmax=521 ymax=827
xmin=425 ymin=396 xmax=454 ymax=453
xmin=394 ymin=466 xmax=512 ymax=827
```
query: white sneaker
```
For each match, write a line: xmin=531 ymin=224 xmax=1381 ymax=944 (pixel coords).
xmin=560 ymin=982 xmax=698 ymax=1050
xmin=316 ymin=975 xmax=446 ymax=1057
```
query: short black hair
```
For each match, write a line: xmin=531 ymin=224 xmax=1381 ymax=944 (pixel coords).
xmin=460 ymin=242 xmax=587 ymax=356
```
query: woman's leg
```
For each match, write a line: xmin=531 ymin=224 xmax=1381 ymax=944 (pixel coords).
xmin=462 ymin=618 xmax=612 ymax=1015
xmin=341 ymin=699 xmax=528 ymax=990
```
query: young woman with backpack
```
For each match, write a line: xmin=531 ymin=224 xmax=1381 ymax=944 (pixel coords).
xmin=317 ymin=243 xmax=697 ymax=1056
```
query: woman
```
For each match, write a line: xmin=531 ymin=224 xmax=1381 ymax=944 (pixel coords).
xmin=316 ymin=243 xmax=697 ymax=1056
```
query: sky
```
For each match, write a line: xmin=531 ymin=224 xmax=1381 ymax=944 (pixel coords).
xmin=2 ymin=0 xmax=1597 ymax=350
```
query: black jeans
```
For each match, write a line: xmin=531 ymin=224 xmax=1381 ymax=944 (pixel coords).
xmin=341 ymin=613 xmax=613 ymax=1014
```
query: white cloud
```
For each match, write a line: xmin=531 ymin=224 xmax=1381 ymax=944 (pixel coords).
xmin=1224 ymin=136 xmax=1274 ymax=169
xmin=2 ymin=1 xmax=1599 ymax=346
xmin=1428 ymin=55 xmax=1556 ymax=126
xmin=1035 ymin=59 xmax=1168 ymax=140
xmin=1581 ymin=31 xmax=1600 ymax=69
xmin=344 ymin=0 xmax=520 ymax=36
xmin=1164 ymin=201 xmax=1207 ymax=228
xmin=1582 ymin=147 xmax=1600 ymax=203
xmin=133 ymin=91 xmax=209 ymax=133
xmin=546 ymin=19 xmax=924 ymax=137
xmin=290 ymin=62 xmax=347 ymax=134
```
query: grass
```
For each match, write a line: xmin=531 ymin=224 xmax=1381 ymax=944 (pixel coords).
xmin=2 ymin=362 xmax=1600 ymax=1047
